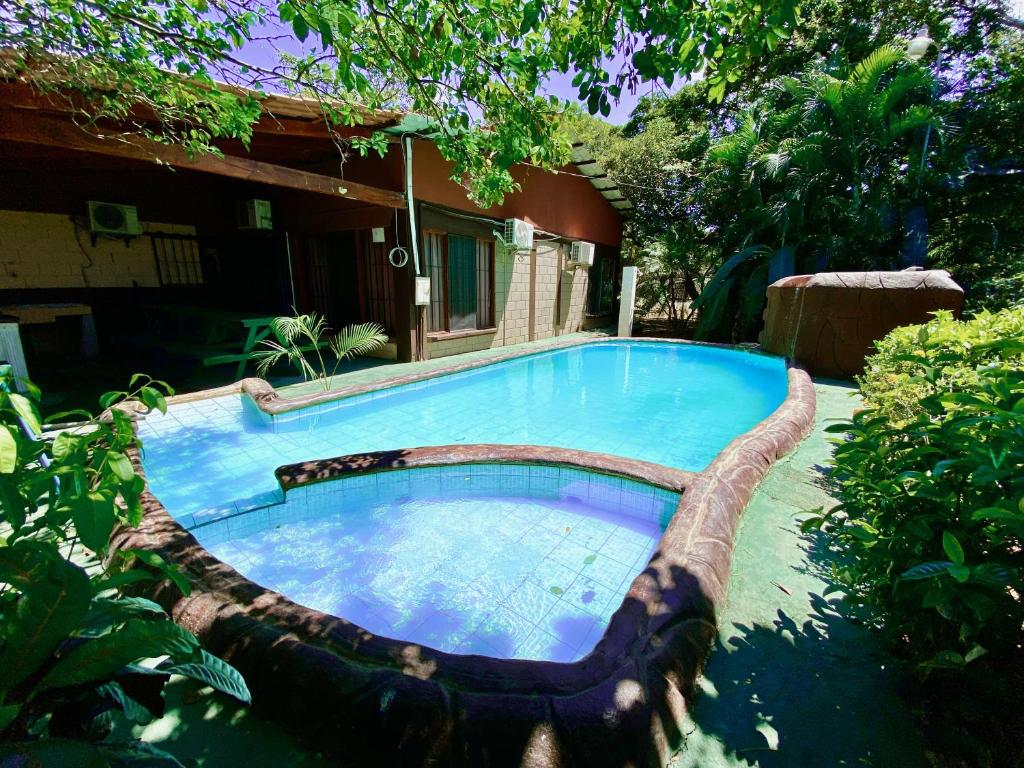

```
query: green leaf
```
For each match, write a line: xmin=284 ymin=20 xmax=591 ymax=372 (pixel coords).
xmin=35 ymin=619 xmax=200 ymax=694
xmin=942 ymin=531 xmax=965 ymax=565
xmin=161 ymin=649 xmax=251 ymax=703
xmin=52 ymin=430 xmax=86 ymax=463
xmin=948 ymin=564 xmax=971 ymax=583
xmin=0 ymin=424 xmax=17 ymax=473
xmin=107 ymin=450 xmax=136 ymax=482
xmin=8 ymin=392 xmax=41 ymax=435
xmin=96 ymin=681 xmax=158 ymax=725
xmin=0 ymin=703 xmax=20 ymax=733
xmin=900 ymin=561 xmax=954 ymax=580
xmin=71 ymin=491 xmax=117 ymax=553
xmin=921 ymin=650 xmax=965 ymax=670
xmin=0 ymin=542 xmax=92 ymax=696
xmin=0 ymin=474 xmax=28 ymax=531
xmin=964 ymin=644 xmax=988 ymax=664
xmin=79 ymin=595 xmax=168 ymax=636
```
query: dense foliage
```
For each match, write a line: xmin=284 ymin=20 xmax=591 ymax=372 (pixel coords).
xmin=0 ymin=373 xmax=250 ymax=766
xmin=693 ymin=45 xmax=939 ymax=339
xmin=803 ymin=308 xmax=1024 ymax=674
xmin=858 ymin=308 xmax=1024 ymax=422
xmin=579 ymin=0 xmax=1024 ymax=337
xmin=0 ymin=0 xmax=799 ymax=207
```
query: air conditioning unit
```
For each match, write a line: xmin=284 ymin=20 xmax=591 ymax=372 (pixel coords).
xmin=237 ymin=199 xmax=273 ymax=230
xmin=569 ymin=241 xmax=595 ymax=267
xmin=502 ymin=218 xmax=534 ymax=251
xmin=87 ymin=201 xmax=142 ymax=237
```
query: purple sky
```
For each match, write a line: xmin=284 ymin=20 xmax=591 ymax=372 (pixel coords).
xmin=237 ymin=31 xmax=651 ymax=126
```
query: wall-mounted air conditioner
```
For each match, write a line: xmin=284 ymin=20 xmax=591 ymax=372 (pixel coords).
xmin=501 ymin=218 xmax=534 ymax=251
xmin=568 ymin=241 xmax=595 ymax=267
xmin=237 ymin=199 xmax=273 ymax=230
xmin=88 ymin=201 xmax=142 ymax=237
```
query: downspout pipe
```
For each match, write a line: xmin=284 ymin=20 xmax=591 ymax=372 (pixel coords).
xmin=403 ymin=134 xmax=421 ymax=276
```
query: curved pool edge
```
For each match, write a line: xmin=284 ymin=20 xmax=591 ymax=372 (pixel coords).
xmin=113 ymin=351 xmax=816 ymax=767
xmin=274 ymin=443 xmax=694 ymax=495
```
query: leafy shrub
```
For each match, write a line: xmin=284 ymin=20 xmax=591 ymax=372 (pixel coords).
xmin=857 ymin=308 xmax=1024 ymax=424
xmin=805 ymin=307 xmax=1024 ymax=673
xmin=0 ymin=372 xmax=250 ymax=765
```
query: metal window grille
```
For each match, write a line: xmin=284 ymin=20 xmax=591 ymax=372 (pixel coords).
xmin=151 ymin=233 xmax=204 ymax=286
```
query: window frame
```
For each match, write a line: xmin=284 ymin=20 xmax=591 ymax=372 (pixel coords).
xmin=423 ymin=228 xmax=497 ymax=337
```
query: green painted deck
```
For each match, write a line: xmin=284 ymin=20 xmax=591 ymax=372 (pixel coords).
xmin=121 ymin=355 xmax=927 ymax=766
xmin=671 ymin=380 xmax=927 ymax=767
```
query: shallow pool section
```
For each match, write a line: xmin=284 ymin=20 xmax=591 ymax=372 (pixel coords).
xmin=140 ymin=341 xmax=786 ymax=523
xmin=193 ymin=463 xmax=679 ymax=663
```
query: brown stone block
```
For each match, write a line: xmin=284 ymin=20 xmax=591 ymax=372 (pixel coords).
xmin=761 ymin=270 xmax=964 ymax=378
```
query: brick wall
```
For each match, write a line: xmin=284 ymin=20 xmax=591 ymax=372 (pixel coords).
xmin=427 ymin=243 xmax=601 ymax=359
xmin=0 ymin=210 xmax=196 ymax=290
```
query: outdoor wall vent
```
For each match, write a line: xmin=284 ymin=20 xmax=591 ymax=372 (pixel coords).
xmin=87 ymin=201 xmax=142 ymax=237
xmin=500 ymin=218 xmax=534 ymax=251
xmin=569 ymin=241 xmax=596 ymax=267
xmin=237 ymin=199 xmax=273 ymax=230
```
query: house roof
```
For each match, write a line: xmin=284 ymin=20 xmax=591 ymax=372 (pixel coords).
xmin=379 ymin=114 xmax=630 ymax=216
xmin=568 ymin=142 xmax=633 ymax=213
xmin=2 ymin=51 xmax=628 ymax=215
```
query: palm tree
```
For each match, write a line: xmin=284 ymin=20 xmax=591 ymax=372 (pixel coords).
xmin=255 ymin=313 xmax=388 ymax=391
xmin=693 ymin=45 xmax=941 ymax=341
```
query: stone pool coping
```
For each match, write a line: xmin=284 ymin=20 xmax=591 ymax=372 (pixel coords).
xmin=114 ymin=338 xmax=816 ymax=766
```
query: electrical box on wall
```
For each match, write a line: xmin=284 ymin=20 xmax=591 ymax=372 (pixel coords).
xmin=236 ymin=199 xmax=273 ymax=230
xmin=371 ymin=227 xmax=386 ymax=243
xmin=569 ymin=241 xmax=596 ymax=267
xmin=88 ymin=201 xmax=142 ymax=237
xmin=414 ymin=277 xmax=431 ymax=306
xmin=502 ymin=218 xmax=534 ymax=251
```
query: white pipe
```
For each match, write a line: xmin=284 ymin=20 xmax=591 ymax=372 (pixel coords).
xmin=403 ymin=135 xmax=421 ymax=275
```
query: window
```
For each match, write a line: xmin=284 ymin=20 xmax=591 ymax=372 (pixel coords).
xmin=151 ymin=233 xmax=203 ymax=286
xmin=587 ymin=253 xmax=615 ymax=315
xmin=423 ymin=231 xmax=495 ymax=333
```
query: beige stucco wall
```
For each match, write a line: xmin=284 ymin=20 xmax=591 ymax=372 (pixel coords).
xmin=427 ymin=243 xmax=602 ymax=359
xmin=0 ymin=210 xmax=196 ymax=290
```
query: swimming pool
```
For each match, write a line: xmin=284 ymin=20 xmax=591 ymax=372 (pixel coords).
xmin=194 ymin=463 xmax=679 ymax=663
xmin=138 ymin=341 xmax=787 ymax=525
xmin=122 ymin=338 xmax=815 ymax=761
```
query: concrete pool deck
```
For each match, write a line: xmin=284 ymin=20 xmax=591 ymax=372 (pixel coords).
xmin=119 ymin=360 xmax=927 ymax=766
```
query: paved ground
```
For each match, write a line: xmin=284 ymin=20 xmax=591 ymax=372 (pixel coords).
xmin=120 ymin=360 xmax=929 ymax=767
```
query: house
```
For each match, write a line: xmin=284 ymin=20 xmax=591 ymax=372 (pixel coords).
xmin=0 ymin=75 xmax=628 ymax=393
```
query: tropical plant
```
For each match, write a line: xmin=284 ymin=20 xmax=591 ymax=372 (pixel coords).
xmin=802 ymin=308 xmax=1024 ymax=673
xmin=0 ymin=0 xmax=799 ymax=207
xmin=0 ymin=371 xmax=251 ymax=765
xmin=857 ymin=308 xmax=1024 ymax=423
xmin=255 ymin=312 xmax=388 ymax=390
xmin=692 ymin=44 xmax=944 ymax=340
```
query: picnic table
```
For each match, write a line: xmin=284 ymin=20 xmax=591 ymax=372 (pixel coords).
xmin=147 ymin=305 xmax=278 ymax=379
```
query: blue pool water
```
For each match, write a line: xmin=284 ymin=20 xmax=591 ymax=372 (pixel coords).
xmin=139 ymin=341 xmax=787 ymax=525
xmin=194 ymin=464 xmax=679 ymax=662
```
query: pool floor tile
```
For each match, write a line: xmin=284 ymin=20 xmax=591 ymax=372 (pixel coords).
xmin=190 ymin=464 xmax=669 ymax=663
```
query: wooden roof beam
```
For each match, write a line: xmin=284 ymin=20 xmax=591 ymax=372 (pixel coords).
xmin=0 ymin=107 xmax=406 ymax=209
